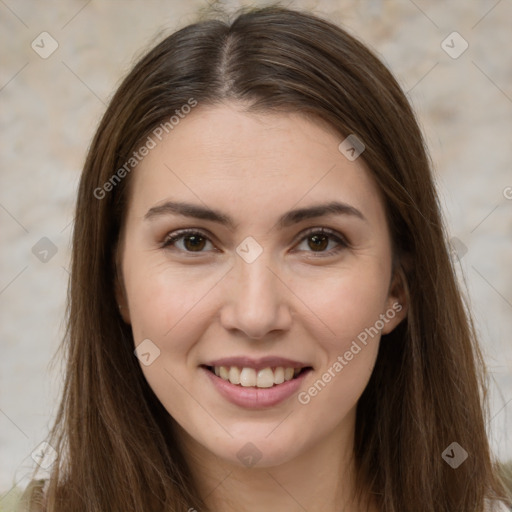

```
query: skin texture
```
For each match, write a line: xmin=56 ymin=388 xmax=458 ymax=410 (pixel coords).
xmin=116 ymin=102 xmax=408 ymax=511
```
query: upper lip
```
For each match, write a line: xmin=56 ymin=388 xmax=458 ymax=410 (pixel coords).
xmin=203 ymin=356 xmax=312 ymax=371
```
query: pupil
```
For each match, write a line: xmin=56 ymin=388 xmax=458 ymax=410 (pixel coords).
xmin=185 ymin=235 xmax=205 ymax=251
xmin=309 ymin=234 xmax=328 ymax=251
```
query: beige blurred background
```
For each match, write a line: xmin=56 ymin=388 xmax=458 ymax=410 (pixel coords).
xmin=1 ymin=0 xmax=511 ymax=496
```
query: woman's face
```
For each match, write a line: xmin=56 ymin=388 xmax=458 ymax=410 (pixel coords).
xmin=117 ymin=102 xmax=406 ymax=469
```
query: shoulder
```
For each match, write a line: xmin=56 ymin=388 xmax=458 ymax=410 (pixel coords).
xmin=485 ymin=499 xmax=511 ymax=511
xmin=13 ymin=479 xmax=48 ymax=512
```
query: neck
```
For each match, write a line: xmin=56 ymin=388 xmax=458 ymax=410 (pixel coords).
xmin=176 ymin=411 xmax=376 ymax=512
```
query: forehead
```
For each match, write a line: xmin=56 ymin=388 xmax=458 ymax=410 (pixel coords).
xmin=126 ymin=103 xmax=386 ymax=227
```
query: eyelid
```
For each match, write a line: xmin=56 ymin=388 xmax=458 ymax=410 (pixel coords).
xmin=161 ymin=227 xmax=218 ymax=251
xmin=293 ymin=226 xmax=351 ymax=249
xmin=162 ymin=227 xmax=212 ymax=243
xmin=161 ymin=226 xmax=350 ymax=255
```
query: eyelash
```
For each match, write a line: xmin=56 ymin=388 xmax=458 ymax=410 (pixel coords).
xmin=161 ymin=227 xmax=350 ymax=257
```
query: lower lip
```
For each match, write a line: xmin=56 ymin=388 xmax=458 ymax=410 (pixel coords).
xmin=201 ymin=367 xmax=311 ymax=409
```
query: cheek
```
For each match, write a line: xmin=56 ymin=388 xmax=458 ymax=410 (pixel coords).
xmin=289 ymin=259 xmax=391 ymax=343
xmin=123 ymin=255 xmax=226 ymax=358
xmin=291 ymin=261 xmax=388 ymax=402
xmin=295 ymin=270 xmax=384 ymax=416
xmin=124 ymin=263 xmax=222 ymax=416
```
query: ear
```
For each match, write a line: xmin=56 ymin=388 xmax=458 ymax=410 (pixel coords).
xmin=114 ymin=245 xmax=131 ymax=325
xmin=381 ymin=263 xmax=409 ymax=335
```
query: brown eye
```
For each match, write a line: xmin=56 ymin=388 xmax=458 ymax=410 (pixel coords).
xmin=162 ymin=230 xmax=214 ymax=253
xmin=182 ymin=234 xmax=207 ymax=251
xmin=307 ymin=234 xmax=329 ymax=252
xmin=295 ymin=228 xmax=348 ymax=256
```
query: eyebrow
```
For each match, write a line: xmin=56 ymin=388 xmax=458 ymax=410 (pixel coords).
xmin=144 ymin=200 xmax=366 ymax=229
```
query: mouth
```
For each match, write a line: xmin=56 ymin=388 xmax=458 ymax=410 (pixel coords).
xmin=200 ymin=362 xmax=313 ymax=409
xmin=200 ymin=356 xmax=314 ymax=408
xmin=202 ymin=364 xmax=313 ymax=389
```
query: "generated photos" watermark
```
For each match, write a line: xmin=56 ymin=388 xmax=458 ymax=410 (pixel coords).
xmin=94 ymin=98 xmax=198 ymax=200
xmin=298 ymin=302 xmax=402 ymax=405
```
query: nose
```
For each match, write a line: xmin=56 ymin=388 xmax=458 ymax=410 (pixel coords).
xmin=219 ymin=254 xmax=293 ymax=340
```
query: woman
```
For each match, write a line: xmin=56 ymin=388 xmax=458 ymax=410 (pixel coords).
xmin=21 ymin=5 xmax=511 ymax=511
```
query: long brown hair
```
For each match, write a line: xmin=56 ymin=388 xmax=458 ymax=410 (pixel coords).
xmin=22 ymin=5 xmax=510 ymax=511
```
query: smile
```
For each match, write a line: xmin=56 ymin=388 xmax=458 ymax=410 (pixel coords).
xmin=206 ymin=365 xmax=312 ymax=388
xmin=200 ymin=362 xmax=313 ymax=409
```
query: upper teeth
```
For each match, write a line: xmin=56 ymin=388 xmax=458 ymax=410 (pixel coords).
xmin=213 ymin=366 xmax=301 ymax=388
